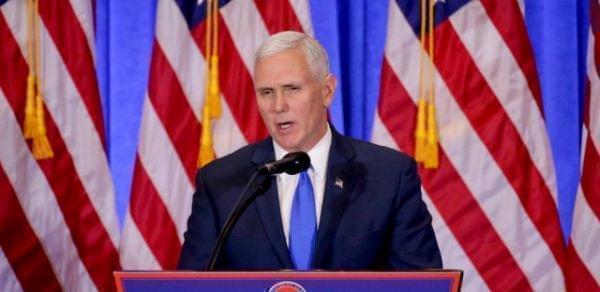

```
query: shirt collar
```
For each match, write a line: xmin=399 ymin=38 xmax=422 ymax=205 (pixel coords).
xmin=273 ymin=124 xmax=332 ymax=180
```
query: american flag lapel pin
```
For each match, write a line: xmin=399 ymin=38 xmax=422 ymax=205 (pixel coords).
xmin=334 ymin=177 xmax=344 ymax=189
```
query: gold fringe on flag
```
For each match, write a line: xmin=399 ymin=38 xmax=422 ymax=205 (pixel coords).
xmin=197 ymin=0 xmax=221 ymax=167
xmin=424 ymin=100 xmax=438 ymax=168
xmin=24 ymin=0 xmax=37 ymax=138
xmin=415 ymin=0 xmax=438 ymax=169
xmin=207 ymin=55 xmax=221 ymax=118
xmin=415 ymin=0 xmax=428 ymax=163
xmin=32 ymin=94 xmax=54 ymax=159
xmin=200 ymin=106 xmax=215 ymax=165
xmin=24 ymin=0 xmax=53 ymax=159
xmin=414 ymin=98 xmax=427 ymax=162
xmin=24 ymin=75 xmax=37 ymax=139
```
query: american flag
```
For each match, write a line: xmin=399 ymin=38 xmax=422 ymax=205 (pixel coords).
xmin=566 ymin=0 xmax=600 ymax=290
xmin=372 ymin=0 xmax=566 ymax=290
xmin=119 ymin=0 xmax=313 ymax=270
xmin=0 ymin=0 xmax=120 ymax=291
xmin=1 ymin=0 xmax=597 ymax=291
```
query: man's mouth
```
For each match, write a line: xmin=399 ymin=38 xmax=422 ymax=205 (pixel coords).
xmin=277 ymin=121 xmax=293 ymax=130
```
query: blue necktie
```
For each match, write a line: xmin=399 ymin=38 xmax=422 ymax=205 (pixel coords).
xmin=289 ymin=170 xmax=317 ymax=270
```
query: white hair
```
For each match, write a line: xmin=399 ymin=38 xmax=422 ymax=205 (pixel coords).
xmin=255 ymin=31 xmax=330 ymax=80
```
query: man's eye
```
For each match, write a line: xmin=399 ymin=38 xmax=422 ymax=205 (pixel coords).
xmin=260 ymin=90 xmax=273 ymax=96
xmin=286 ymin=86 xmax=300 ymax=93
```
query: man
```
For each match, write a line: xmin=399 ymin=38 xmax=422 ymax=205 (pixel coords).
xmin=178 ymin=31 xmax=442 ymax=270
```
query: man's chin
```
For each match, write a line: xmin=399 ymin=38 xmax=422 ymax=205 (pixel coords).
xmin=273 ymin=139 xmax=300 ymax=153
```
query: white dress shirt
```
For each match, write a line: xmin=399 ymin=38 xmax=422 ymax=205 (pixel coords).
xmin=273 ymin=126 xmax=332 ymax=246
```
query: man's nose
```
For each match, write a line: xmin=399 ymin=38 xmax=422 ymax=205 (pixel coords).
xmin=273 ymin=92 xmax=288 ymax=113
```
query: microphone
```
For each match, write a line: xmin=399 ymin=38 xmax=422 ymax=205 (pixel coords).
xmin=257 ymin=151 xmax=311 ymax=175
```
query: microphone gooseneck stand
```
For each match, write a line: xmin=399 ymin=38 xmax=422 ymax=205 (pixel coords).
xmin=204 ymin=170 xmax=271 ymax=271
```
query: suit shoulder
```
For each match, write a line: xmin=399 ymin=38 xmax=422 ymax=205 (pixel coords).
xmin=349 ymin=137 xmax=413 ymax=162
xmin=342 ymin=138 xmax=416 ymax=174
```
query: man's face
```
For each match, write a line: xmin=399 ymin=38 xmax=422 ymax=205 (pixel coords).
xmin=254 ymin=48 xmax=336 ymax=153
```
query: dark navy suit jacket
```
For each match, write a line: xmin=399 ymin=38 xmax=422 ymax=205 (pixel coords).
xmin=178 ymin=129 xmax=442 ymax=270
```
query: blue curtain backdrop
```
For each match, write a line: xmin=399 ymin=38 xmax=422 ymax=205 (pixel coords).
xmin=96 ymin=0 xmax=587 ymax=240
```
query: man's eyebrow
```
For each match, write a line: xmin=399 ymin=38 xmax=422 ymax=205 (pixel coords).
xmin=282 ymin=82 xmax=301 ymax=88
xmin=256 ymin=81 xmax=302 ymax=91
xmin=256 ymin=86 xmax=273 ymax=91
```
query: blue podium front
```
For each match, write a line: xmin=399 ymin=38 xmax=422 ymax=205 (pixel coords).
xmin=114 ymin=271 xmax=462 ymax=292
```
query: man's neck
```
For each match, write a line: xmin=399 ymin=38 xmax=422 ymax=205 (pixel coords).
xmin=273 ymin=124 xmax=332 ymax=178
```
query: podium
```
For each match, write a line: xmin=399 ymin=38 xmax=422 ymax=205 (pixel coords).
xmin=114 ymin=270 xmax=462 ymax=291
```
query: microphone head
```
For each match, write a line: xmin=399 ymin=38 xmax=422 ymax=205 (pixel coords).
xmin=283 ymin=152 xmax=310 ymax=175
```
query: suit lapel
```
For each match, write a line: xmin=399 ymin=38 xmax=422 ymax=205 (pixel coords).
xmin=251 ymin=139 xmax=294 ymax=269
xmin=313 ymin=130 xmax=360 ymax=268
xmin=249 ymin=129 xmax=360 ymax=269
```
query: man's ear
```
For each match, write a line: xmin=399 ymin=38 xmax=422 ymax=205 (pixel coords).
xmin=322 ymin=73 xmax=337 ymax=107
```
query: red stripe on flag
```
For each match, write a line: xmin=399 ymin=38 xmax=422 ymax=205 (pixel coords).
xmin=0 ymin=166 xmax=62 ymax=292
xmin=130 ymin=156 xmax=182 ymax=269
xmin=191 ymin=14 xmax=268 ymax=143
xmin=592 ymin=0 xmax=600 ymax=34
xmin=0 ymin=13 xmax=26 ymax=116
xmin=254 ymin=0 xmax=304 ymax=34
xmin=0 ymin=12 xmax=120 ymax=291
xmin=32 ymin=108 xmax=120 ymax=291
xmin=479 ymin=0 xmax=544 ymax=112
xmin=566 ymin=242 xmax=600 ymax=290
xmin=38 ymin=0 xmax=106 ymax=147
xmin=584 ymin=79 xmax=591 ymax=127
xmin=378 ymin=60 xmax=533 ymax=291
xmin=592 ymin=0 xmax=600 ymax=75
xmin=434 ymin=21 xmax=566 ymax=269
xmin=596 ymin=37 xmax=600 ymax=77
xmin=595 ymin=36 xmax=600 ymax=78
xmin=581 ymin=133 xmax=600 ymax=220
xmin=147 ymin=41 xmax=200 ymax=182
